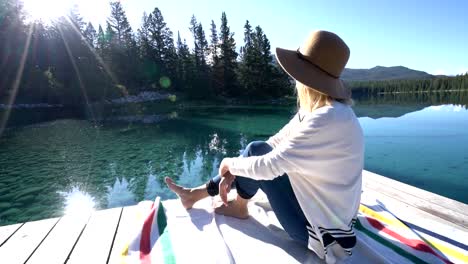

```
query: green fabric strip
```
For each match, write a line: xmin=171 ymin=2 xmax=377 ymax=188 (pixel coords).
xmin=355 ymin=219 xmax=427 ymax=264
xmin=157 ymin=202 xmax=174 ymax=264
xmin=159 ymin=227 xmax=176 ymax=264
xmin=157 ymin=202 xmax=168 ymax=235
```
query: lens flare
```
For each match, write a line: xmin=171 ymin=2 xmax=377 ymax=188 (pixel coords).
xmin=159 ymin=76 xmax=172 ymax=89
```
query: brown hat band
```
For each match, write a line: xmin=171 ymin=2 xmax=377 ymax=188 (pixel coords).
xmin=296 ymin=48 xmax=339 ymax=79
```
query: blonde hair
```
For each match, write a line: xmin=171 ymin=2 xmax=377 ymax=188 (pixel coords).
xmin=296 ymin=81 xmax=353 ymax=112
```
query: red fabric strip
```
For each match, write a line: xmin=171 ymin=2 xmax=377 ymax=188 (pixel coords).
xmin=140 ymin=202 xmax=156 ymax=264
xmin=365 ymin=216 xmax=453 ymax=264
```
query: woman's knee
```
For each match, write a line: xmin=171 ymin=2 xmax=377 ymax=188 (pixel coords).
xmin=244 ymin=141 xmax=273 ymax=157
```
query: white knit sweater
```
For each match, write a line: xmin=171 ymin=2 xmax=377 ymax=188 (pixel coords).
xmin=228 ymin=101 xmax=364 ymax=263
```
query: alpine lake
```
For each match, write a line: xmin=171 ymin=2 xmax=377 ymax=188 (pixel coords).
xmin=1 ymin=91 xmax=468 ymax=226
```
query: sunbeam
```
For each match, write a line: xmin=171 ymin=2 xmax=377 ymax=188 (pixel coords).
xmin=24 ymin=0 xmax=120 ymax=89
xmin=63 ymin=15 xmax=119 ymax=86
xmin=57 ymin=18 xmax=104 ymax=196
xmin=56 ymin=22 xmax=95 ymax=122
xmin=0 ymin=24 xmax=34 ymax=137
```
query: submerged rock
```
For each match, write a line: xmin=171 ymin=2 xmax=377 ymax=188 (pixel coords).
xmin=0 ymin=103 xmax=62 ymax=109
xmin=109 ymin=91 xmax=172 ymax=104
xmin=106 ymin=114 xmax=167 ymax=124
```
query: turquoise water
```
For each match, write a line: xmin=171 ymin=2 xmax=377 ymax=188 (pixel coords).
xmin=360 ymin=104 xmax=468 ymax=197
xmin=0 ymin=96 xmax=467 ymax=226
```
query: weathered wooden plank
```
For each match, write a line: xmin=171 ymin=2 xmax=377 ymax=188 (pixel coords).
xmin=0 ymin=223 xmax=23 ymax=246
xmin=26 ymin=214 xmax=91 ymax=264
xmin=363 ymin=170 xmax=468 ymax=216
xmin=362 ymin=175 xmax=468 ymax=229
xmin=66 ymin=207 xmax=122 ymax=264
xmin=0 ymin=218 xmax=59 ymax=264
xmin=107 ymin=205 xmax=140 ymax=264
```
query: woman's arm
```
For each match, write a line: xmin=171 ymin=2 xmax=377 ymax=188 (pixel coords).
xmin=226 ymin=121 xmax=319 ymax=180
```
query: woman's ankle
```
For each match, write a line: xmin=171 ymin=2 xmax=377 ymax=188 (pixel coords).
xmin=214 ymin=194 xmax=250 ymax=219
xmin=235 ymin=195 xmax=249 ymax=205
xmin=189 ymin=186 xmax=210 ymax=201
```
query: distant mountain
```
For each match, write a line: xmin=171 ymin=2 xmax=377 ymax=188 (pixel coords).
xmin=341 ymin=66 xmax=435 ymax=81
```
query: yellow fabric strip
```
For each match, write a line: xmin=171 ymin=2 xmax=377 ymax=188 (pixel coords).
xmin=359 ymin=204 xmax=467 ymax=263
xmin=119 ymin=208 xmax=145 ymax=264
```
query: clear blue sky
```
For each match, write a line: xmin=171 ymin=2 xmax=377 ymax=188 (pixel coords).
xmin=79 ymin=0 xmax=468 ymax=75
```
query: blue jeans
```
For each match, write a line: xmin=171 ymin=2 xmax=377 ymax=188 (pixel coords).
xmin=206 ymin=141 xmax=309 ymax=246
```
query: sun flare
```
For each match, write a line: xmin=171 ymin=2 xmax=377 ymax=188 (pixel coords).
xmin=59 ymin=187 xmax=96 ymax=217
xmin=22 ymin=0 xmax=73 ymax=23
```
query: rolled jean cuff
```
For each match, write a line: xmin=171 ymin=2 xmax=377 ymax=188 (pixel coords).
xmin=206 ymin=179 xmax=219 ymax=196
xmin=235 ymin=180 xmax=255 ymax=200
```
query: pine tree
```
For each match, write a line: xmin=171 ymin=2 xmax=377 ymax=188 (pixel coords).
xmin=148 ymin=9 xmax=167 ymax=65
xmin=83 ymin=22 xmax=97 ymax=47
xmin=163 ymin=27 xmax=178 ymax=90
xmin=103 ymin=22 xmax=116 ymax=56
xmin=189 ymin=15 xmax=201 ymax=67
xmin=68 ymin=4 xmax=85 ymax=33
xmin=219 ymin=12 xmax=238 ymax=96
xmin=96 ymin=25 xmax=107 ymax=54
xmin=242 ymin=20 xmax=253 ymax=51
xmin=108 ymin=1 xmax=133 ymax=48
xmin=253 ymin=26 xmax=270 ymax=96
xmin=146 ymin=8 xmax=178 ymax=90
xmin=195 ymin=23 xmax=208 ymax=67
xmin=259 ymin=27 xmax=271 ymax=67
xmin=239 ymin=20 xmax=256 ymax=96
xmin=239 ymin=24 xmax=291 ymax=98
xmin=209 ymin=20 xmax=221 ymax=93
xmin=137 ymin=12 xmax=156 ymax=86
xmin=209 ymin=20 xmax=219 ymax=66
xmin=176 ymin=32 xmax=194 ymax=93
xmin=106 ymin=1 xmax=137 ymax=89
xmin=188 ymin=16 xmax=210 ymax=97
xmin=137 ymin=12 xmax=152 ymax=59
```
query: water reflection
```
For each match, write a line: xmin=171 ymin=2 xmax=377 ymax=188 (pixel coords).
xmin=106 ymin=178 xmax=136 ymax=208
xmin=179 ymin=149 xmax=219 ymax=188
xmin=144 ymin=174 xmax=166 ymax=200
xmin=208 ymin=133 xmax=228 ymax=154
xmin=1 ymin=93 xmax=468 ymax=226
xmin=359 ymin=104 xmax=468 ymax=135
xmin=354 ymin=90 xmax=468 ymax=109
xmin=359 ymin=104 xmax=468 ymax=202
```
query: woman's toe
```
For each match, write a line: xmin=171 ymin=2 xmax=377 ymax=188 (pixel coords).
xmin=165 ymin=177 xmax=182 ymax=192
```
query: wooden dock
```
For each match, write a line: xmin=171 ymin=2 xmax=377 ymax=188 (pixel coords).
xmin=0 ymin=170 xmax=467 ymax=264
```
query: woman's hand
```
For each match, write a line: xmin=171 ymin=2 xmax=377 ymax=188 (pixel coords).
xmin=219 ymin=158 xmax=235 ymax=205
xmin=218 ymin=158 xmax=232 ymax=178
xmin=219 ymin=171 xmax=235 ymax=206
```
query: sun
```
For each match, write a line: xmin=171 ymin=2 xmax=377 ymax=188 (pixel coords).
xmin=22 ymin=0 xmax=73 ymax=23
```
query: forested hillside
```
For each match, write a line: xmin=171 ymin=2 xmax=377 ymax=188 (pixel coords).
xmin=1 ymin=0 xmax=466 ymax=108
xmin=348 ymin=73 xmax=468 ymax=95
xmin=0 ymin=0 xmax=292 ymax=106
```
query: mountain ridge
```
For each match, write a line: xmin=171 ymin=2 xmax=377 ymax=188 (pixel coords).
xmin=341 ymin=66 xmax=436 ymax=81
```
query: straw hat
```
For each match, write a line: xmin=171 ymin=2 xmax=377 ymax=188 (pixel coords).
xmin=275 ymin=30 xmax=351 ymax=99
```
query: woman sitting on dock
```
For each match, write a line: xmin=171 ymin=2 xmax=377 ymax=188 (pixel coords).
xmin=166 ymin=30 xmax=364 ymax=262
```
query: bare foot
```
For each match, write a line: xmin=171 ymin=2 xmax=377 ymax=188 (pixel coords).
xmin=214 ymin=197 xmax=249 ymax=219
xmin=165 ymin=177 xmax=197 ymax=209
